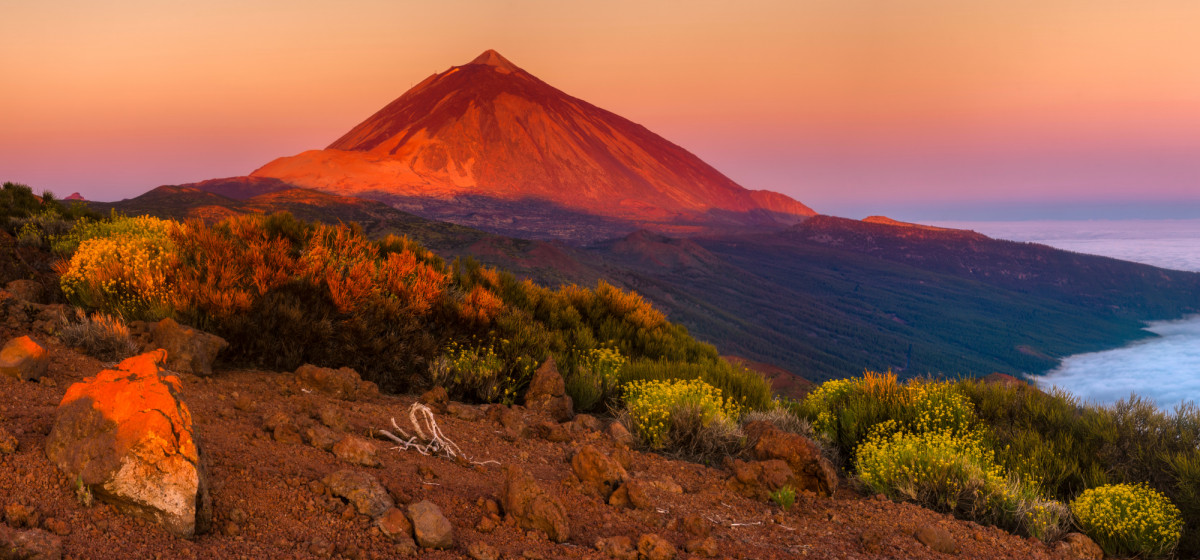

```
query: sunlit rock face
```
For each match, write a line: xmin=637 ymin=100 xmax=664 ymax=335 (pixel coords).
xmin=251 ymin=50 xmax=814 ymax=236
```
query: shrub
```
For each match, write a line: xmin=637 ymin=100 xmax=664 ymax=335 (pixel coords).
xmin=429 ymin=341 xmax=527 ymax=404
xmin=59 ymin=216 xmax=178 ymax=320
xmin=856 ymin=428 xmax=1069 ymax=540
xmin=56 ymin=308 xmax=137 ymax=362
xmin=619 ymin=358 xmax=773 ymax=412
xmin=621 ymin=378 xmax=742 ymax=459
xmin=564 ymin=347 xmax=626 ymax=412
xmin=800 ymin=371 xmax=977 ymax=465
xmin=1072 ymin=483 xmax=1183 ymax=557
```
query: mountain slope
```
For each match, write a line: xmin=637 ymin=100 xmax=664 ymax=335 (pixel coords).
xmin=95 ymin=188 xmax=1200 ymax=382
xmin=249 ymin=50 xmax=813 ymax=240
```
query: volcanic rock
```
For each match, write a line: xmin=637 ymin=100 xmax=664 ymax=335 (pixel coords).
xmin=743 ymin=421 xmax=837 ymax=496
xmin=376 ymin=508 xmax=415 ymax=544
xmin=637 ymin=533 xmax=677 ymax=560
xmin=726 ymin=459 xmax=794 ymax=500
xmin=1056 ymin=532 xmax=1103 ymax=559
xmin=4 ymin=280 xmax=42 ymax=304
xmin=500 ymin=465 xmax=570 ymax=543
xmin=150 ymin=318 xmax=227 ymax=376
xmin=406 ymin=500 xmax=454 ymax=549
xmin=571 ymin=445 xmax=628 ymax=499
xmin=332 ymin=435 xmax=381 ymax=467
xmin=294 ymin=364 xmax=378 ymax=401
xmin=0 ymin=336 xmax=48 ymax=381
xmin=915 ymin=524 xmax=959 ymax=555
xmin=44 ymin=350 xmax=211 ymax=536
xmin=0 ymin=525 xmax=61 ymax=560
xmin=524 ymin=357 xmax=573 ymax=422
xmin=322 ymin=470 xmax=393 ymax=518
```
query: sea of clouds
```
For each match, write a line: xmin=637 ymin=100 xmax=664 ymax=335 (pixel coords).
xmin=932 ymin=219 xmax=1200 ymax=410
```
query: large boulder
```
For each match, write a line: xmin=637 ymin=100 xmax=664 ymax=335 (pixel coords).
xmin=44 ymin=350 xmax=211 ymax=537
xmin=571 ymin=445 xmax=628 ymax=499
xmin=742 ymin=421 xmax=837 ymax=496
xmin=501 ymin=465 xmax=570 ymax=542
xmin=524 ymin=357 xmax=574 ymax=422
xmin=294 ymin=364 xmax=379 ymax=401
xmin=0 ymin=336 xmax=48 ymax=381
xmin=150 ymin=318 xmax=227 ymax=376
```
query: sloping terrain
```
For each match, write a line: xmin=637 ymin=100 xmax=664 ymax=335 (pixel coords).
xmin=92 ymin=188 xmax=1200 ymax=383
xmin=0 ymin=314 xmax=1086 ymax=559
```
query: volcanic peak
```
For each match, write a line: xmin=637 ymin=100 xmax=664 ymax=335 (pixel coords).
xmin=469 ymin=49 xmax=521 ymax=72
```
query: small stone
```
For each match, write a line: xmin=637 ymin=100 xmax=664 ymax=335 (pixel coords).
xmin=150 ymin=317 xmax=227 ymax=376
xmin=42 ymin=517 xmax=71 ymax=537
xmin=572 ymin=414 xmax=603 ymax=432
xmin=318 ymin=406 xmax=348 ymax=431
xmin=449 ymin=403 xmax=479 ymax=422
xmin=0 ymin=525 xmax=61 ymax=560
xmin=684 ymin=537 xmax=719 ymax=557
xmin=0 ymin=426 xmax=18 ymax=454
xmin=228 ymin=508 xmax=247 ymax=524
xmin=377 ymin=508 xmax=414 ymax=542
xmin=475 ymin=516 xmax=498 ymax=534
xmin=419 ymin=387 xmax=449 ymax=414
xmin=304 ymin=425 xmax=341 ymax=452
xmin=596 ymin=536 xmax=637 ymax=560
xmin=309 ymin=536 xmax=334 ymax=557
xmin=4 ymin=503 xmax=38 ymax=528
xmin=1056 ymin=532 xmax=1103 ymax=560
xmin=5 ymin=279 xmax=43 ymax=303
xmin=915 ymin=524 xmax=958 ymax=555
xmin=607 ymin=422 xmax=634 ymax=447
xmin=680 ymin=514 xmax=709 ymax=537
xmin=333 ymin=435 xmax=381 ymax=467
xmin=608 ymin=479 xmax=653 ymax=510
xmin=417 ymin=464 xmax=437 ymax=479
xmin=467 ymin=541 xmax=499 ymax=560
xmin=637 ymin=533 xmax=676 ymax=560
xmin=407 ymin=500 xmax=454 ymax=549
xmin=0 ymin=335 xmax=48 ymax=381
xmin=322 ymin=470 xmax=394 ymax=518
xmin=859 ymin=527 xmax=885 ymax=554
xmin=233 ymin=393 xmax=255 ymax=411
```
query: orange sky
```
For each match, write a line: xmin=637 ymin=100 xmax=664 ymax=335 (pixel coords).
xmin=2 ymin=0 xmax=1199 ymax=219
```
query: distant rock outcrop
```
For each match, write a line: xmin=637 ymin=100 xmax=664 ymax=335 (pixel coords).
xmin=44 ymin=350 xmax=211 ymax=537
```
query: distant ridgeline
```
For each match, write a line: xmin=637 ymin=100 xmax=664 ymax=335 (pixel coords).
xmin=90 ymin=184 xmax=1200 ymax=383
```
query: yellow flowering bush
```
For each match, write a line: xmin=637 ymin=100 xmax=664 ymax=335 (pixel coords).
xmin=1072 ymin=483 xmax=1183 ymax=557
xmin=59 ymin=216 xmax=178 ymax=320
xmin=622 ymin=378 xmax=740 ymax=450
xmin=801 ymin=371 xmax=978 ymax=461
xmin=565 ymin=346 xmax=626 ymax=411
xmin=856 ymin=427 xmax=1069 ymax=540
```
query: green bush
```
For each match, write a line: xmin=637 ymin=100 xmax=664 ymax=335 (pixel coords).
xmin=856 ymin=427 xmax=1068 ymax=540
xmin=1072 ymin=483 xmax=1183 ymax=557
xmin=621 ymin=378 xmax=742 ymax=459
xmin=58 ymin=215 xmax=178 ymax=320
xmin=563 ymin=347 xmax=625 ymax=412
xmin=798 ymin=371 xmax=977 ymax=466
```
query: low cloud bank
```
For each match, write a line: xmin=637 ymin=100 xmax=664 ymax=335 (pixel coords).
xmin=1035 ymin=317 xmax=1200 ymax=411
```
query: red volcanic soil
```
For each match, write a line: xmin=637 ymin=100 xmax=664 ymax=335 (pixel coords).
xmin=251 ymin=50 xmax=814 ymax=230
xmin=0 ymin=312 xmax=1082 ymax=560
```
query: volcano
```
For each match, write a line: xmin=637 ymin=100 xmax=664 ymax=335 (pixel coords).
xmin=249 ymin=50 xmax=814 ymax=240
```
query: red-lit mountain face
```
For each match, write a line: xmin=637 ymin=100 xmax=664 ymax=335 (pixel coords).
xmin=250 ymin=50 xmax=814 ymax=241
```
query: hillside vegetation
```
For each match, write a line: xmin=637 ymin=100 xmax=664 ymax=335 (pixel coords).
xmin=796 ymin=372 xmax=1200 ymax=557
xmin=45 ymin=210 xmax=771 ymax=412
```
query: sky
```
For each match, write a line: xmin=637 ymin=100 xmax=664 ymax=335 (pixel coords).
xmin=2 ymin=0 xmax=1199 ymax=220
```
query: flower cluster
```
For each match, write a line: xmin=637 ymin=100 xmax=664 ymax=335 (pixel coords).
xmin=622 ymin=378 xmax=740 ymax=449
xmin=59 ymin=216 xmax=178 ymax=320
xmin=1072 ymin=483 xmax=1183 ymax=558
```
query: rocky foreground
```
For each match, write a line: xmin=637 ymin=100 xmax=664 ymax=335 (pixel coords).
xmin=0 ymin=287 xmax=1103 ymax=560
